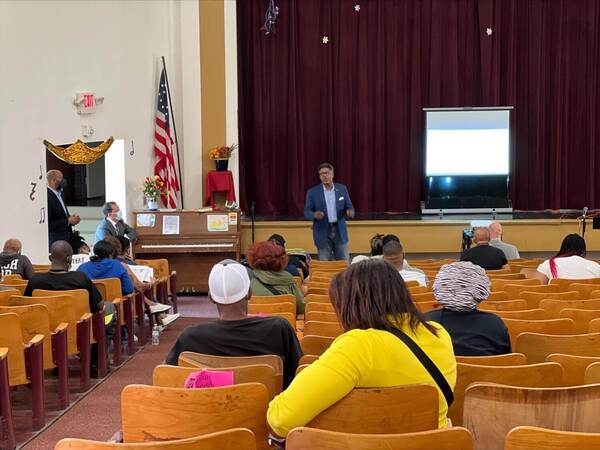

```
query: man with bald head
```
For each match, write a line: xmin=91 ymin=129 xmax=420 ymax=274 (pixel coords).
xmin=488 ymin=222 xmax=520 ymax=260
xmin=460 ymin=227 xmax=508 ymax=270
xmin=47 ymin=169 xmax=80 ymax=248
xmin=0 ymin=239 xmax=34 ymax=280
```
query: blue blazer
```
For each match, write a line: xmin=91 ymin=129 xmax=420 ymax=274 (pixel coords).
xmin=304 ymin=183 xmax=354 ymax=248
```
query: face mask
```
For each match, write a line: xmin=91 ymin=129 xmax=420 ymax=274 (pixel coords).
xmin=58 ymin=179 xmax=67 ymax=191
xmin=115 ymin=211 xmax=123 ymax=221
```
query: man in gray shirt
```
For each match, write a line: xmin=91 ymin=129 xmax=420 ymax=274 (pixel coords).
xmin=0 ymin=239 xmax=34 ymax=280
xmin=488 ymin=222 xmax=520 ymax=260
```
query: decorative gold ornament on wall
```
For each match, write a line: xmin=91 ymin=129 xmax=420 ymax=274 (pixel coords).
xmin=43 ymin=137 xmax=114 ymax=164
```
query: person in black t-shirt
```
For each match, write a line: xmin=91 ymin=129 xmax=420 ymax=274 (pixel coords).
xmin=426 ymin=261 xmax=511 ymax=356
xmin=165 ymin=260 xmax=302 ymax=387
xmin=460 ymin=227 xmax=508 ymax=270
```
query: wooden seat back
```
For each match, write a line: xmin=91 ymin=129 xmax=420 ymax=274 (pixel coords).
xmin=559 ymin=309 xmax=600 ymax=334
xmin=411 ymin=292 xmax=435 ymax=303
xmin=0 ymin=313 xmax=44 ymax=387
xmin=455 ymin=353 xmax=527 ymax=366
xmin=310 ymin=261 xmax=348 ymax=271
xmin=153 ymin=364 xmax=281 ymax=399
xmin=407 ymin=286 xmax=429 ymax=295
xmin=539 ymin=298 xmax=600 ymax=317
xmin=1 ymin=274 xmax=23 ymax=283
xmin=286 ymin=426 xmax=473 ymax=450
xmin=569 ymin=283 xmax=600 ymax=299
xmin=546 ymin=354 xmax=600 ymax=385
xmin=505 ymin=426 xmax=600 ymax=450
xmin=93 ymin=278 xmax=122 ymax=301
xmin=488 ymin=291 xmax=509 ymax=301
xmin=0 ymin=289 xmax=20 ymax=305
xmin=307 ymin=384 xmax=439 ymax=433
xmin=415 ymin=301 xmax=438 ymax=313
xmin=32 ymin=288 xmax=90 ymax=318
xmin=491 ymin=279 xmax=541 ymax=293
xmin=479 ymin=299 xmax=528 ymax=311
xmin=304 ymin=294 xmax=331 ymax=304
xmin=503 ymin=318 xmax=575 ymax=348
xmin=135 ymin=258 xmax=169 ymax=280
xmin=590 ymin=318 xmax=600 ymax=333
xmin=248 ymin=302 xmax=295 ymax=315
xmin=449 ymin=362 xmax=563 ymax=426
xmin=306 ymin=287 xmax=329 ymax=296
xmin=464 ymin=382 xmax=600 ymax=450
xmin=487 ymin=273 xmax=526 ymax=281
xmin=303 ymin=321 xmax=344 ymax=338
xmin=0 ymin=283 xmax=27 ymax=294
xmin=486 ymin=309 xmax=548 ymax=320
xmin=518 ymin=291 xmax=580 ymax=309
xmin=32 ymin=264 xmax=51 ymax=272
xmin=305 ymin=302 xmax=334 ymax=314
xmin=305 ymin=311 xmax=338 ymax=323
xmin=404 ymin=280 xmax=421 ymax=288
xmin=550 ymin=278 xmax=600 ymax=292
xmin=300 ymin=335 xmax=335 ymax=356
xmin=299 ymin=354 xmax=319 ymax=365
xmin=584 ymin=362 xmax=600 ymax=384
xmin=121 ymin=383 xmax=269 ymax=448
xmin=516 ymin=332 xmax=600 ymax=363
xmin=55 ymin=428 xmax=256 ymax=450
xmin=178 ymin=352 xmax=283 ymax=375
xmin=249 ymin=294 xmax=295 ymax=306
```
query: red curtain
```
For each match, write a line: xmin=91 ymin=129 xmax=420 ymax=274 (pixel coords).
xmin=237 ymin=0 xmax=600 ymax=216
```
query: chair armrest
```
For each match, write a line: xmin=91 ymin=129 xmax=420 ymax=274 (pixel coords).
xmin=28 ymin=334 xmax=44 ymax=346
xmin=0 ymin=347 xmax=7 ymax=360
xmin=54 ymin=322 xmax=69 ymax=333
xmin=79 ymin=313 xmax=93 ymax=322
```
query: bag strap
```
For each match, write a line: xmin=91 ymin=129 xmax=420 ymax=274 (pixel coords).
xmin=251 ymin=271 xmax=281 ymax=296
xmin=387 ymin=327 xmax=454 ymax=406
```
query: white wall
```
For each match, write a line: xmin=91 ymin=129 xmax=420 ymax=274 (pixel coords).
xmin=0 ymin=0 xmax=201 ymax=262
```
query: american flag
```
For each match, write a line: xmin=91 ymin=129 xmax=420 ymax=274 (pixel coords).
xmin=153 ymin=67 xmax=180 ymax=209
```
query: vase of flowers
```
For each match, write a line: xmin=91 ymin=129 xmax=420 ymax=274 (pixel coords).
xmin=209 ymin=144 xmax=238 ymax=172
xmin=142 ymin=175 xmax=165 ymax=211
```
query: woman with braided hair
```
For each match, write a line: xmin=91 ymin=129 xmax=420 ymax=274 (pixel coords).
xmin=426 ymin=261 xmax=511 ymax=356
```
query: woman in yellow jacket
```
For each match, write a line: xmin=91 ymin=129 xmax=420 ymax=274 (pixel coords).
xmin=267 ymin=259 xmax=457 ymax=437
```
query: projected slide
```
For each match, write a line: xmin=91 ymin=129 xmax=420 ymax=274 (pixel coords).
xmin=425 ymin=110 xmax=510 ymax=176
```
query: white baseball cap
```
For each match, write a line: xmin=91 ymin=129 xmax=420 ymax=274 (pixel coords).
xmin=208 ymin=260 xmax=251 ymax=304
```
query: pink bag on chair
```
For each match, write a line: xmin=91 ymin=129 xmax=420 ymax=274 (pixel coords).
xmin=184 ymin=369 xmax=234 ymax=388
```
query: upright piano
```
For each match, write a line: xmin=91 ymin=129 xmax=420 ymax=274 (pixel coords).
xmin=132 ymin=210 xmax=240 ymax=293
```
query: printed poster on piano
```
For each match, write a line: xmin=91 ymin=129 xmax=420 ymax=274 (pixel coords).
xmin=207 ymin=214 xmax=229 ymax=232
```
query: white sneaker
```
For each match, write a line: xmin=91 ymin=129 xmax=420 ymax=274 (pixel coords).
xmin=161 ymin=313 xmax=180 ymax=327
xmin=149 ymin=303 xmax=171 ymax=314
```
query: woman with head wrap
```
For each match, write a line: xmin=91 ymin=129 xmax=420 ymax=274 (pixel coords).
xmin=425 ymin=261 xmax=511 ymax=356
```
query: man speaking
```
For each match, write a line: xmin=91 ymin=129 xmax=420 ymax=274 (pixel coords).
xmin=304 ymin=163 xmax=354 ymax=261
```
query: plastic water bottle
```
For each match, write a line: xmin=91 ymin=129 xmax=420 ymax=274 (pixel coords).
xmin=152 ymin=324 xmax=160 ymax=346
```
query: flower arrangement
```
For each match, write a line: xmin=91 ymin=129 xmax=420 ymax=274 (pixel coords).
xmin=142 ymin=175 xmax=165 ymax=199
xmin=209 ymin=143 xmax=238 ymax=160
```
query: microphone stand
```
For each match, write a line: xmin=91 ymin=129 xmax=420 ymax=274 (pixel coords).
xmin=580 ymin=207 xmax=589 ymax=239
xmin=251 ymin=202 xmax=256 ymax=244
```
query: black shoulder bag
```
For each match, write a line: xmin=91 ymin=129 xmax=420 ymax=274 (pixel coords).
xmin=388 ymin=327 xmax=454 ymax=406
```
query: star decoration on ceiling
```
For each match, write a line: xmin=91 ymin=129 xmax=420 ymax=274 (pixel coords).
xmin=322 ymin=35 xmax=329 ymax=44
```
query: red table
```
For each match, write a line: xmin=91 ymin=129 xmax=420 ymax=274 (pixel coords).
xmin=205 ymin=170 xmax=236 ymax=207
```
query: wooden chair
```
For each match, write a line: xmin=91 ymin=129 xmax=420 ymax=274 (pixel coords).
xmin=518 ymin=290 xmax=580 ymax=309
xmin=93 ymin=278 xmax=128 ymax=364
xmin=415 ymin=301 xmax=438 ymax=313
xmin=449 ymin=362 xmax=563 ymax=426
xmin=411 ymin=292 xmax=435 ymax=303
xmin=585 ymin=362 xmax=600 ymax=384
xmin=480 ymin=299 xmax=528 ymax=311
xmin=503 ymin=318 xmax=575 ymax=348
xmin=463 ymin=382 xmax=600 ymax=450
xmin=488 ymin=273 xmax=527 ymax=281
xmin=178 ymin=352 xmax=283 ymax=375
xmin=559 ymin=309 xmax=600 ymax=334
xmin=1 ymin=274 xmax=23 ymax=283
xmin=551 ymin=278 xmax=600 ymax=292
xmin=546 ymin=354 xmax=600 ymax=385
xmin=0 ymin=347 xmax=15 ymax=449
xmin=305 ymin=302 xmax=334 ymax=314
xmin=491 ymin=279 xmax=541 ymax=293
xmin=32 ymin=264 xmax=51 ymax=272
xmin=305 ymin=311 xmax=338 ymax=323
xmin=0 ymin=313 xmax=45 ymax=429
xmin=590 ymin=318 xmax=600 ymax=333
xmin=304 ymin=293 xmax=330 ymax=303
xmin=407 ymin=286 xmax=430 ymax=295
xmin=301 ymin=335 xmax=335 ymax=356
xmin=310 ymin=271 xmax=337 ymax=280
xmin=0 ymin=304 xmax=69 ymax=408
xmin=570 ymin=283 xmax=600 ymax=299
xmin=121 ymin=383 xmax=270 ymax=449
xmin=306 ymin=287 xmax=329 ymax=296
xmin=135 ymin=258 xmax=178 ymax=311
xmin=404 ymin=280 xmax=420 ymax=288
xmin=293 ymin=276 xmax=303 ymax=290
xmin=455 ymin=353 xmax=527 ymax=366
xmin=505 ymin=426 xmax=600 ymax=450
xmin=487 ymin=309 xmax=549 ymax=320
xmin=250 ymin=294 xmax=296 ymax=306
xmin=299 ymin=354 xmax=319 ymax=365
xmin=539 ymin=298 xmax=600 ymax=317
xmin=307 ymin=384 xmax=439 ymax=433
xmin=0 ymin=288 xmax=19 ymax=305
xmin=307 ymin=281 xmax=330 ymax=290
xmin=516 ymin=332 xmax=600 ymax=363
xmin=258 ymin=311 xmax=296 ymax=328
xmin=55 ymin=428 xmax=256 ymax=449
xmin=286 ymin=426 xmax=473 ymax=450
xmin=488 ymin=291 xmax=509 ymax=301
xmin=153 ymin=364 xmax=282 ymax=399
xmin=0 ymin=282 xmax=27 ymax=294
xmin=311 ymin=261 xmax=348 ymax=271
xmin=487 ymin=268 xmax=512 ymax=275
xmin=22 ymin=292 xmax=93 ymax=389
xmin=304 ymin=321 xmax=343 ymax=338
xmin=248 ymin=302 xmax=295 ymax=316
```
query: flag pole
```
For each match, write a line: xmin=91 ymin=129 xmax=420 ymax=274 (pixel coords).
xmin=161 ymin=56 xmax=185 ymax=209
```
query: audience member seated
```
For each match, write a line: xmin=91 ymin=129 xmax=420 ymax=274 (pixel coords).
xmin=94 ymin=201 xmax=139 ymax=243
xmin=165 ymin=260 xmax=302 ymax=387
xmin=426 ymin=262 xmax=511 ymax=356
xmin=24 ymin=240 xmax=115 ymax=376
xmin=535 ymin=233 xmax=600 ymax=284
xmin=268 ymin=234 xmax=305 ymax=277
xmin=351 ymin=234 xmax=422 ymax=273
xmin=460 ymin=227 xmax=508 ymax=270
xmin=116 ymin=236 xmax=137 ymax=266
xmin=488 ymin=222 xmax=520 ymax=259
xmin=383 ymin=241 xmax=428 ymax=286
xmin=0 ymin=238 xmax=34 ymax=280
xmin=267 ymin=259 xmax=456 ymax=437
xmin=247 ymin=241 xmax=305 ymax=314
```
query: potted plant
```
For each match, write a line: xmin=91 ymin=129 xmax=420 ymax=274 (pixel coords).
xmin=142 ymin=175 xmax=165 ymax=211
xmin=209 ymin=144 xmax=238 ymax=171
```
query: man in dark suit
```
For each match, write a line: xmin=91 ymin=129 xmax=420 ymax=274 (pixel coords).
xmin=94 ymin=201 xmax=139 ymax=243
xmin=47 ymin=170 xmax=80 ymax=249
xmin=304 ymin=163 xmax=354 ymax=261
